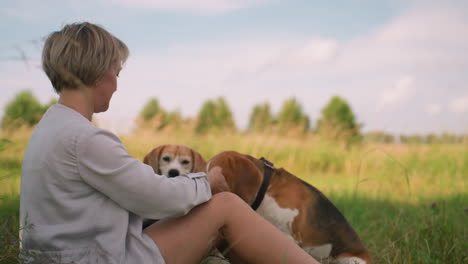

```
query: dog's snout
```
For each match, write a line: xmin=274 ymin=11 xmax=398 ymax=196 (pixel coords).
xmin=168 ymin=169 xmax=180 ymax=177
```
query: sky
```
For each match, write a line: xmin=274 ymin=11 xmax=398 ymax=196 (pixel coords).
xmin=1 ymin=0 xmax=467 ymax=135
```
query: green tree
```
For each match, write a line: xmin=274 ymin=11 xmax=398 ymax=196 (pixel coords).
xmin=248 ymin=102 xmax=274 ymax=132
xmin=160 ymin=110 xmax=183 ymax=130
xmin=196 ymin=100 xmax=216 ymax=134
xmin=317 ymin=96 xmax=362 ymax=143
xmin=140 ymin=98 xmax=163 ymax=121
xmin=277 ymin=97 xmax=310 ymax=133
xmin=1 ymin=90 xmax=45 ymax=129
xmin=196 ymin=97 xmax=235 ymax=134
xmin=215 ymin=97 xmax=235 ymax=129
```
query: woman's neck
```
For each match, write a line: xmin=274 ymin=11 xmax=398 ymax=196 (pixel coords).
xmin=58 ymin=88 xmax=94 ymax=121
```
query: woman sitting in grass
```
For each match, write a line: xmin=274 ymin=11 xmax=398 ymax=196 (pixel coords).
xmin=19 ymin=22 xmax=319 ymax=264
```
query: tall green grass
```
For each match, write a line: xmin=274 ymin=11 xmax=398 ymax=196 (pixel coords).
xmin=0 ymin=131 xmax=23 ymax=264
xmin=1 ymin=128 xmax=467 ymax=263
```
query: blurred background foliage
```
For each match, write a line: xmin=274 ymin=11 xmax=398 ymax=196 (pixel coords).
xmin=3 ymin=89 xmax=467 ymax=145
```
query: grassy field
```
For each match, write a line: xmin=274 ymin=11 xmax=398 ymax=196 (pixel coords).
xmin=1 ymin=128 xmax=467 ymax=263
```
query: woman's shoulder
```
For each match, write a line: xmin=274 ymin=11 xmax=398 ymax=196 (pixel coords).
xmin=35 ymin=104 xmax=106 ymax=147
xmin=38 ymin=104 xmax=124 ymax=151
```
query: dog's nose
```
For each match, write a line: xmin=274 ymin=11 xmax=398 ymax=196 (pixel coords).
xmin=168 ymin=169 xmax=180 ymax=177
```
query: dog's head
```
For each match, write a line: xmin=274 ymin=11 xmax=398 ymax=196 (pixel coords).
xmin=143 ymin=144 xmax=207 ymax=177
xmin=207 ymin=151 xmax=264 ymax=203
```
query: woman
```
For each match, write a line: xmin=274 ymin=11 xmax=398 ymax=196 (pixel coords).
xmin=19 ymin=22 xmax=319 ymax=264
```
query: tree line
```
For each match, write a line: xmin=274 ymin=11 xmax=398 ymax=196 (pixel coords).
xmin=137 ymin=95 xmax=362 ymax=144
xmin=2 ymin=90 xmax=467 ymax=145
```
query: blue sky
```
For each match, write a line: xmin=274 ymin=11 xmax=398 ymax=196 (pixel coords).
xmin=1 ymin=0 xmax=467 ymax=134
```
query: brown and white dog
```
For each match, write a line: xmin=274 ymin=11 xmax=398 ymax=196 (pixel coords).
xmin=207 ymin=151 xmax=373 ymax=264
xmin=143 ymin=144 xmax=207 ymax=178
xmin=142 ymin=144 xmax=207 ymax=229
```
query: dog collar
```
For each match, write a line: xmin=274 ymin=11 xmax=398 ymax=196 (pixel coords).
xmin=251 ymin=157 xmax=274 ymax=210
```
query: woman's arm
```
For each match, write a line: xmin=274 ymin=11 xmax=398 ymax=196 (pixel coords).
xmin=77 ymin=129 xmax=211 ymax=219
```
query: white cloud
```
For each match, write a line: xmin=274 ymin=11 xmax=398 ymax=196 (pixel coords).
xmin=378 ymin=76 xmax=415 ymax=109
xmin=107 ymin=0 xmax=273 ymax=13
xmin=425 ymin=103 xmax=442 ymax=115
xmin=333 ymin=7 xmax=468 ymax=75
xmin=289 ymin=37 xmax=339 ymax=65
xmin=448 ymin=95 xmax=468 ymax=114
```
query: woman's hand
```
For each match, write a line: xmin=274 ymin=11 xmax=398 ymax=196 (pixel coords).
xmin=207 ymin=167 xmax=229 ymax=195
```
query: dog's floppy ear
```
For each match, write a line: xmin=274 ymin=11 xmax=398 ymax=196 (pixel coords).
xmin=143 ymin=145 xmax=166 ymax=174
xmin=208 ymin=151 xmax=263 ymax=203
xmin=191 ymin=149 xmax=207 ymax=173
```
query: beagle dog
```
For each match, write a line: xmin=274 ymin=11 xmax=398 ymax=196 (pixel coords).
xmin=143 ymin=144 xmax=230 ymax=262
xmin=207 ymin=151 xmax=373 ymax=264
xmin=143 ymin=144 xmax=207 ymax=177
xmin=142 ymin=144 xmax=207 ymax=229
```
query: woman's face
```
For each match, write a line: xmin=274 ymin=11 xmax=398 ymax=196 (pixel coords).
xmin=93 ymin=67 xmax=120 ymax=113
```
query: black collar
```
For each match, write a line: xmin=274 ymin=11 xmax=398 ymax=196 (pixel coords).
xmin=251 ymin=157 xmax=275 ymax=210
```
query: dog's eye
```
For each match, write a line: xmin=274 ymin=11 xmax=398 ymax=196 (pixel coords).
xmin=162 ymin=156 xmax=170 ymax=162
xmin=181 ymin=160 xmax=190 ymax=165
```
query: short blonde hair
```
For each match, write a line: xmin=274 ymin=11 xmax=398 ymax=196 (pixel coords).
xmin=42 ymin=22 xmax=129 ymax=93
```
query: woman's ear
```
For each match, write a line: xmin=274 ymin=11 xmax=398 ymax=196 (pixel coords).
xmin=191 ymin=149 xmax=207 ymax=173
xmin=143 ymin=145 xmax=166 ymax=174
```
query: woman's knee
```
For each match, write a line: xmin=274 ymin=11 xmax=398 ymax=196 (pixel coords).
xmin=211 ymin=192 xmax=245 ymax=205
xmin=207 ymin=192 xmax=249 ymax=216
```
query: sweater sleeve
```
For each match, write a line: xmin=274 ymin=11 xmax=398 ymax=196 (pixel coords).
xmin=76 ymin=129 xmax=212 ymax=219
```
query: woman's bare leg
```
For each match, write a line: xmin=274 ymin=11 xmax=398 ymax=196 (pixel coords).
xmin=144 ymin=192 xmax=319 ymax=264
